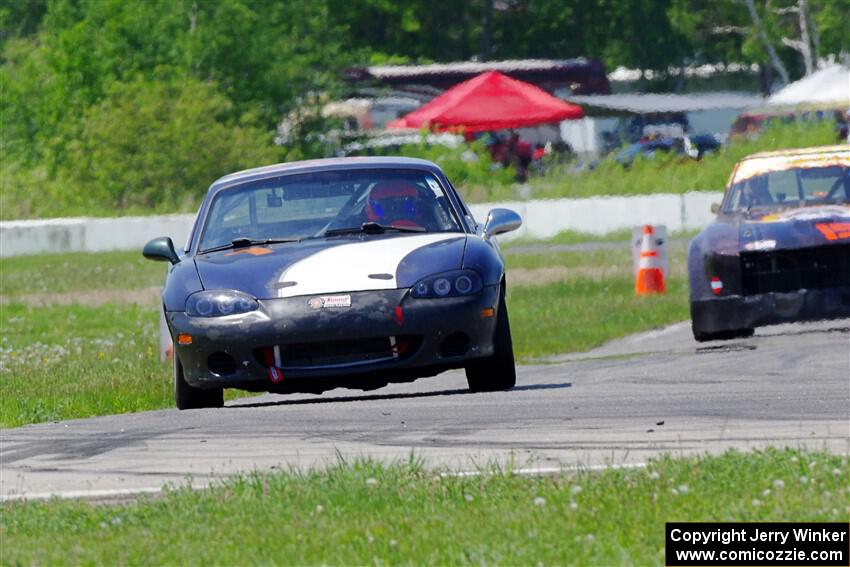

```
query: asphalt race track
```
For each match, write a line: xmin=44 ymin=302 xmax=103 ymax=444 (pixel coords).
xmin=2 ymin=319 xmax=848 ymax=501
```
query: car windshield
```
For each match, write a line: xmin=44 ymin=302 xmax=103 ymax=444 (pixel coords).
xmin=723 ymin=160 xmax=850 ymax=212
xmin=198 ymin=169 xmax=463 ymax=251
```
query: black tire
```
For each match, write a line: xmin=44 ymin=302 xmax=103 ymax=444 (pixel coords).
xmin=692 ymin=325 xmax=755 ymax=342
xmin=174 ymin=356 xmax=224 ymax=410
xmin=465 ymin=289 xmax=517 ymax=392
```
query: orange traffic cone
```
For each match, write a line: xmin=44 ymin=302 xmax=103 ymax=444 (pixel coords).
xmin=635 ymin=224 xmax=666 ymax=295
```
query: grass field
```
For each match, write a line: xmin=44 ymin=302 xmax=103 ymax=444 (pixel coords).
xmin=2 ymin=448 xmax=847 ymax=565
xmin=0 ymin=252 xmax=171 ymax=426
xmin=0 ymin=250 xmax=166 ymax=295
xmin=1 ymin=243 xmax=689 ymax=427
xmin=506 ymin=245 xmax=688 ymax=358
xmin=0 ymin=302 xmax=169 ymax=426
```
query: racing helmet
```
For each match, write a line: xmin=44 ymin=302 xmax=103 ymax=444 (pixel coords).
xmin=365 ymin=180 xmax=423 ymax=227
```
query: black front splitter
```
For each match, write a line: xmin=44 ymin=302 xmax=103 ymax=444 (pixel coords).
xmin=691 ymin=285 xmax=850 ymax=334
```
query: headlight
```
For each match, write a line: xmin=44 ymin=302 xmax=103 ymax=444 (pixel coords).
xmin=186 ymin=290 xmax=259 ymax=317
xmin=433 ymin=278 xmax=452 ymax=296
xmin=410 ymin=270 xmax=483 ymax=299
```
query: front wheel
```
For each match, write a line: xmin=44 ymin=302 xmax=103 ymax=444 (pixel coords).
xmin=465 ymin=289 xmax=517 ymax=392
xmin=174 ymin=356 xmax=224 ymax=410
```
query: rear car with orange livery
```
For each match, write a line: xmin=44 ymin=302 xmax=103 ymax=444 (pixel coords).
xmin=688 ymin=145 xmax=850 ymax=341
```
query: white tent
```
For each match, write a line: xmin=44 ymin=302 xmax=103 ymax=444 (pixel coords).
xmin=768 ymin=65 xmax=850 ymax=107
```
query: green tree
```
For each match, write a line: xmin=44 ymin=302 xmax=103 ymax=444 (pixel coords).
xmin=325 ymin=0 xmax=480 ymax=63
xmin=1 ymin=0 xmax=350 ymax=218
xmin=669 ymin=0 xmax=849 ymax=85
xmin=810 ymin=0 xmax=850 ymax=60
xmin=185 ymin=0 xmax=346 ymax=121
xmin=0 ymin=0 xmax=46 ymax=42
xmin=57 ymin=73 xmax=283 ymax=213
xmin=2 ymin=0 xmax=347 ymax=161
xmin=668 ymin=0 xmax=749 ymax=65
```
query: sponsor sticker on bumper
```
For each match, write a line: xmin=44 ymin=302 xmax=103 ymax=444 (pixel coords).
xmin=308 ymin=295 xmax=352 ymax=309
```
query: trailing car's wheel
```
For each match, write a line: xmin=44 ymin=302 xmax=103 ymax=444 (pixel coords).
xmin=174 ymin=356 xmax=224 ymax=410
xmin=465 ymin=289 xmax=516 ymax=392
xmin=692 ymin=323 xmax=755 ymax=342
xmin=690 ymin=301 xmax=755 ymax=342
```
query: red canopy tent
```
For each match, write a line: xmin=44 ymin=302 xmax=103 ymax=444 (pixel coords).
xmin=387 ymin=71 xmax=583 ymax=132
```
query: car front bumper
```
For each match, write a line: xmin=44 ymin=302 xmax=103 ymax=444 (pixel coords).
xmin=168 ymin=286 xmax=501 ymax=392
xmin=690 ymin=285 xmax=850 ymax=334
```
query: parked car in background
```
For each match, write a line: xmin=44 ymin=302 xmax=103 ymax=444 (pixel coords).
xmin=688 ymin=145 xmax=850 ymax=341
xmin=730 ymin=108 xmax=844 ymax=139
xmin=612 ymin=133 xmax=721 ymax=167
xmin=144 ymin=157 xmax=521 ymax=409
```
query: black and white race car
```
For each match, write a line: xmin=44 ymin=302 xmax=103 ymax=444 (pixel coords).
xmin=144 ymin=157 xmax=522 ymax=409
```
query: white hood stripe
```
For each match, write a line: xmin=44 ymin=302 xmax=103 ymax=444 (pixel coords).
xmin=276 ymin=233 xmax=459 ymax=298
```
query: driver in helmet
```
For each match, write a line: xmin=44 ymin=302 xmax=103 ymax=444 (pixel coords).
xmin=365 ymin=180 xmax=426 ymax=229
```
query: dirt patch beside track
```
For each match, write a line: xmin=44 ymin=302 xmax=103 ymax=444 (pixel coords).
xmin=507 ymin=266 xmax=630 ymax=286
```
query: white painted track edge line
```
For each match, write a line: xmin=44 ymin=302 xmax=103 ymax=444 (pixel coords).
xmin=1 ymin=463 xmax=650 ymax=502
xmin=1 ymin=486 xmax=168 ymax=503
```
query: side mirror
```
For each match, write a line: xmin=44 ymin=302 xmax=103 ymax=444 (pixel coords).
xmin=483 ymin=208 xmax=522 ymax=239
xmin=143 ymin=237 xmax=180 ymax=265
xmin=710 ymin=202 xmax=721 ymax=214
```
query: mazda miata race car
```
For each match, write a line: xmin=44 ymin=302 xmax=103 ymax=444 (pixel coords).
xmin=688 ymin=145 xmax=850 ymax=341
xmin=144 ymin=157 xmax=522 ymax=409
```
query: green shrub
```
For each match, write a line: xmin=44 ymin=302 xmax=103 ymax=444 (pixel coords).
xmin=2 ymin=74 xmax=285 ymax=218
xmin=66 ymin=74 xmax=286 ymax=211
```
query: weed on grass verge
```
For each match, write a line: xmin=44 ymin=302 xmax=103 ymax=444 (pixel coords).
xmin=2 ymin=449 xmax=847 ymax=565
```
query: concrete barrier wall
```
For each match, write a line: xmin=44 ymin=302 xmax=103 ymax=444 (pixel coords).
xmin=467 ymin=191 xmax=721 ymax=240
xmin=0 ymin=192 xmax=722 ymax=257
xmin=1 ymin=214 xmax=196 ymax=257
xmin=85 ymin=214 xmax=196 ymax=253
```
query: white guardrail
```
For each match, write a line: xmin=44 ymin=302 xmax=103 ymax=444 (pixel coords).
xmin=0 ymin=192 xmax=723 ymax=257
